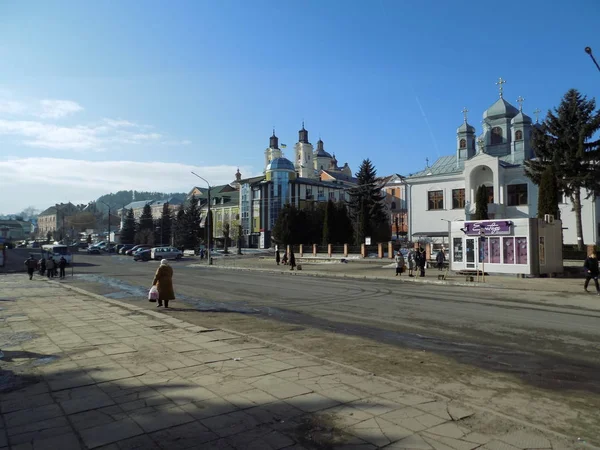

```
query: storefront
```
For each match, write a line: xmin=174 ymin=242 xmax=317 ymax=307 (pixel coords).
xmin=449 ymin=218 xmax=563 ymax=276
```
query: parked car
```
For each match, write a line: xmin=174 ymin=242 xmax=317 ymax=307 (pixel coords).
xmin=133 ymin=249 xmax=152 ymax=261
xmin=78 ymin=242 xmax=89 ymax=249
xmin=87 ymin=246 xmax=101 ymax=254
xmin=120 ymin=244 xmax=135 ymax=254
xmin=126 ymin=244 xmax=152 ymax=256
xmin=114 ymin=244 xmax=125 ymax=254
xmin=151 ymin=247 xmax=184 ymax=261
xmin=17 ymin=241 xmax=27 ymax=248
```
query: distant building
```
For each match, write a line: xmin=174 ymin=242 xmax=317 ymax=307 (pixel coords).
xmin=188 ymin=183 xmax=240 ymax=242
xmin=0 ymin=220 xmax=33 ymax=241
xmin=118 ymin=197 xmax=183 ymax=229
xmin=37 ymin=203 xmax=78 ymax=237
xmin=379 ymin=174 xmax=408 ymax=240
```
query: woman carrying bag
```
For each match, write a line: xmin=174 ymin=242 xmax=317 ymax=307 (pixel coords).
xmin=152 ymin=259 xmax=175 ymax=308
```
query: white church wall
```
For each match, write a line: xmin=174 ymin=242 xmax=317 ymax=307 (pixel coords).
xmin=558 ymin=190 xmax=598 ymax=246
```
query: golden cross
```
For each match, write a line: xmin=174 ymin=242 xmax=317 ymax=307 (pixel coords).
xmin=496 ymin=77 xmax=506 ymax=98
xmin=516 ymin=96 xmax=524 ymax=111
xmin=461 ymin=107 xmax=469 ymax=123
xmin=533 ymin=108 xmax=541 ymax=123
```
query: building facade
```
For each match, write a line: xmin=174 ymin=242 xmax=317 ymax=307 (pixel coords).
xmin=406 ymin=82 xmax=600 ymax=247
xmin=241 ymin=126 xmax=355 ymax=248
xmin=380 ymin=174 xmax=409 ymax=241
xmin=37 ymin=203 xmax=78 ymax=236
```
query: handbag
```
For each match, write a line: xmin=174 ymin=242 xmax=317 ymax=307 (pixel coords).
xmin=148 ymin=286 xmax=159 ymax=302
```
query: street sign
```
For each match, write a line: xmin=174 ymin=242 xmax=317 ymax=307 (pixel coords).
xmin=365 ymin=237 xmax=371 ymax=245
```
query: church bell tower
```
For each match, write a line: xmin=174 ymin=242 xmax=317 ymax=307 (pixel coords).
xmin=294 ymin=122 xmax=315 ymax=178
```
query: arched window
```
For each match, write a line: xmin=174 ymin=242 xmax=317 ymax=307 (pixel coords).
xmin=491 ymin=127 xmax=503 ymax=144
xmin=459 ymin=139 xmax=466 ymax=149
xmin=515 ymin=130 xmax=523 ymax=140
xmin=391 ymin=202 xmax=397 ymax=210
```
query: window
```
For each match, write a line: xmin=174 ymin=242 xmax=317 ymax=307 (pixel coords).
xmin=390 ymin=189 xmax=396 ymax=197
xmin=329 ymin=192 xmax=335 ymax=200
xmin=507 ymin=184 xmax=528 ymax=206
xmin=486 ymin=186 xmax=494 ymax=203
xmin=428 ymin=190 xmax=444 ymax=210
xmin=491 ymin=127 xmax=503 ymax=144
xmin=459 ymin=138 xmax=466 ymax=149
xmin=452 ymin=189 xmax=465 ymax=209
xmin=391 ymin=202 xmax=396 ymax=210
xmin=515 ymin=130 xmax=523 ymax=140
xmin=452 ymin=237 xmax=463 ymax=262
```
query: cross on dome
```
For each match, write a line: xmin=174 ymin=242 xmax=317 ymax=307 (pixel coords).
xmin=533 ymin=108 xmax=541 ymax=123
xmin=461 ymin=107 xmax=469 ymax=123
xmin=516 ymin=96 xmax=525 ymax=112
xmin=496 ymin=77 xmax=506 ymax=98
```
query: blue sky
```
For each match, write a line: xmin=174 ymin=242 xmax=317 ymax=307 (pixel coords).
xmin=0 ymin=0 xmax=599 ymax=213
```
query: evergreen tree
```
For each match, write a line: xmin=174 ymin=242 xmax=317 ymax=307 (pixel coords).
xmin=322 ymin=200 xmax=334 ymax=245
xmin=120 ymin=208 xmax=136 ymax=244
xmin=160 ymin=202 xmax=173 ymax=245
xmin=173 ymin=205 xmax=185 ymax=248
xmin=334 ymin=202 xmax=353 ymax=244
xmin=183 ymin=195 xmax=202 ymax=250
xmin=537 ymin=166 xmax=559 ymax=219
xmin=474 ymin=185 xmax=489 ymax=220
xmin=138 ymin=203 xmax=154 ymax=231
xmin=524 ymin=89 xmax=600 ymax=249
xmin=272 ymin=204 xmax=297 ymax=246
xmin=348 ymin=159 xmax=387 ymax=245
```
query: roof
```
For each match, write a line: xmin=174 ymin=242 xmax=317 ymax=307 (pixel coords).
xmin=123 ymin=200 xmax=154 ymax=210
xmin=266 ymin=157 xmax=295 ymax=171
xmin=483 ymin=98 xmax=519 ymax=120
xmin=457 ymin=122 xmax=476 ymax=133
xmin=407 ymin=155 xmax=463 ymax=178
xmin=239 ymin=175 xmax=266 ymax=185
xmin=39 ymin=202 xmax=77 ymax=217
xmin=151 ymin=197 xmax=183 ymax=207
xmin=511 ymin=111 xmax=532 ymax=124
xmin=321 ymin=170 xmax=357 ymax=184
xmin=294 ymin=177 xmax=350 ymax=189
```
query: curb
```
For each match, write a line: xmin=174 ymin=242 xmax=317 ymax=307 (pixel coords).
xmin=45 ymin=278 xmax=596 ymax=448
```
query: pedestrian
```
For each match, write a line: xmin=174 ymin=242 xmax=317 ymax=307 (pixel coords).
xmin=153 ymin=259 xmax=175 ymax=308
xmin=275 ymin=249 xmax=281 ymax=265
xmin=418 ymin=247 xmax=426 ymax=277
xmin=200 ymin=248 xmax=205 ymax=260
xmin=407 ymin=249 xmax=416 ymax=277
xmin=436 ymin=249 xmax=445 ymax=271
xmin=583 ymin=252 xmax=600 ymax=295
xmin=394 ymin=250 xmax=405 ymax=276
xmin=24 ymin=255 xmax=37 ymax=280
xmin=46 ymin=257 xmax=55 ymax=278
xmin=58 ymin=256 xmax=67 ymax=279
xmin=289 ymin=250 xmax=296 ymax=271
xmin=39 ymin=257 xmax=46 ymax=276
xmin=282 ymin=252 xmax=288 ymax=265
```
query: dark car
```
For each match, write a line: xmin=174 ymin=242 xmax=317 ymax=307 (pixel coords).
xmin=78 ymin=242 xmax=89 ymax=249
xmin=87 ymin=246 xmax=101 ymax=254
xmin=120 ymin=244 xmax=135 ymax=254
xmin=133 ymin=249 xmax=152 ymax=261
xmin=126 ymin=244 xmax=151 ymax=256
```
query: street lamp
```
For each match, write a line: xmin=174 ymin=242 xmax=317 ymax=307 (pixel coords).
xmin=191 ymin=172 xmax=212 ymax=265
xmin=99 ymin=200 xmax=111 ymax=251
xmin=585 ymin=47 xmax=600 ymax=73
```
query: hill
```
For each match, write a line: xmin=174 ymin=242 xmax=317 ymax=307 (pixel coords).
xmin=95 ymin=190 xmax=187 ymax=212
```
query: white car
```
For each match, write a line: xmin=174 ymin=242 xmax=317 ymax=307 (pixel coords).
xmin=151 ymin=247 xmax=183 ymax=261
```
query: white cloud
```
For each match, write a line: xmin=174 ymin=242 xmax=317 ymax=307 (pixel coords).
xmin=0 ymin=99 xmax=28 ymax=115
xmin=0 ymin=158 xmax=256 ymax=214
xmin=37 ymin=99 xmax=84 ymax=119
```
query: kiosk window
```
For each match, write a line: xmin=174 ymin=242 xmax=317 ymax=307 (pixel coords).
xmin=453 ymin=238 xmax=463 ymax=262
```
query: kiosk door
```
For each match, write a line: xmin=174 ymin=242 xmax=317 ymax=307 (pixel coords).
xmin=466 ymin=238 xmax=476 ymax=269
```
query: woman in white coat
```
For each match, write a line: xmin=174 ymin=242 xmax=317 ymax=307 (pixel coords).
xmin=394 ymin=251 xmax=405 ymax=276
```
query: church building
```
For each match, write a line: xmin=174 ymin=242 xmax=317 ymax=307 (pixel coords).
xmin=406 ymin=79 xmax=600 ymax=247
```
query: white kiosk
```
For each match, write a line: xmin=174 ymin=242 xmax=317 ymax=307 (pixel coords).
xmin=449 ymin=217 xmax=563 ymax=276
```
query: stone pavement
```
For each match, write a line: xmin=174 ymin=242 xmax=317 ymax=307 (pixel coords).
xmin=0 ymin=275 xmax=588 ymax=450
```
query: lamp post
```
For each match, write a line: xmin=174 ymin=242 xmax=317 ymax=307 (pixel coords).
xmin=585 ymin=47 xmax=600 ymax=73
xmin=99 ymin=200 xmax=111 ymax=251
xmin=191 ymin=172 xmax=212 ymax=265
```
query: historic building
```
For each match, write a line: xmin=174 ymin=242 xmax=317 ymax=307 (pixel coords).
xmin=380 ymin=174 xmax=408 ymax=241
xmin=405 ymin=79 xmax=600 ymax=247
xmin=37 ymin=203 xmax=78 ymax=236
xmin=241 ymin=126 xmax=356 ymax=248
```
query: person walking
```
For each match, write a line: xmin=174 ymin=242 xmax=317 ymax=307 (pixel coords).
xmin=24 ymin=255 xmax=37 ymax=280
xmin=46 ymin=257 xmax=55 ymax=278
xmin=153 ymin=259 xmax=175 ymax=308
xmin=418 ymin=247 xmax=426 ymax=277
xmin=275 ymin=249 xmax=281 ymax=265
xmin=436 ymin=249 xmax=445 ymax=271
xmin=407 ymin=249 xmax=416 ymax=277
xmin=39 ymin=257 xmax=46 ymax=276
xmin=58 ymin=256 xmax=67 ymax=279
xmin=394 ymin=250 xmax=405 ymax=276
xmin=583 ymin=252 xmax=600 ymax=295
xmin=289 ymin=250 xmax=296 ymax=271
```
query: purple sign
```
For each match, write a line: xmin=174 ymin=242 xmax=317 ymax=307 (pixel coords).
xmin=464 ymin=220 xmax=512 ymax=236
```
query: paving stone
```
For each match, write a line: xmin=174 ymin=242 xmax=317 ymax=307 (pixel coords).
xmin=498 ymin=430 xmax=551 ymax=449
xmin=69 ymin=406 xmax=127 ymax=432
xmin=114 ymin=434 xmax=161 ymax=450
xmin=347 ymin=417 xmax=413 ymax=447
xmin=416 ymin=401 xmax=453 ymax=421
xmin=251 ymin=378 xmax=313 ymax=400
xmin=426 ymin=422 xmax=468 ymax=439
xmin=80 ymin=418 xmax=144 ymax=449
xmin=14 ymin=432 xmax=82 ymax=450
xmin=284 ymin=392 xmax=341 ymax=412
xmin=149 ymin=421 xmax=218 ymax=449
xmin=202 ymin=410 xmax=261 ymax=437
xmin=422 ymin=433 xmax=482 ymax=450
xmin=447 ymin=404 xmax=475 ymax=421
xmin=128 ymin=405 xmax=195 ymax=433
xmin=8 ymin=417 xmax=72 ymax=444
xmin=462 ymin=432 xmax=492 ymax=445
xmin=0 ymin=393 xmax=54 ymax=414
xmin=4 ymin=404 xmax=64 ymax=428
xmin=387 ymin=434 xmax=433 ymax=449
xmin=178 ymin=399 xmax=239 ymax=420
xmin=55 ymin=388 xmax=115 ymax=415
xmin=481 ymin=440 xmax=521 ymax=450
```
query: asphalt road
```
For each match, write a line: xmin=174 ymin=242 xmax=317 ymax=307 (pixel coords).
xmin=64 ymin=252 xmax=600 ymax=393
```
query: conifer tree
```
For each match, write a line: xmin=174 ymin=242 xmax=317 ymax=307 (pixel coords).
xmin=474 ymin=185 xmax=489 ymax=220
xmin=120 ymin=208 xmax=136 ymax=244
xmin=537 ymin=166 xmax=559 ymax=219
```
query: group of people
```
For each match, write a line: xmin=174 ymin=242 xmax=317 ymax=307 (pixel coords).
xmin=395 ymin=248 xmax=445 ymax=277
xmin=24 ymin=255 xmax=67 ymax=280
xmin=275 ymin=249 xmax=296 ymax=270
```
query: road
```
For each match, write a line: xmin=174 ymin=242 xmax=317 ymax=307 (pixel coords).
xmin=60 ymin=252 xmax=600 ymax=442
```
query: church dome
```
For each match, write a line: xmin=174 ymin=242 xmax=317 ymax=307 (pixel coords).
xmin=314 ymin=139 xmax=332 ymax=158
xmin=483 ymin=98 xmax=519 ymax=120
xmin=511 ymin=111 xmax=532 ymax=124
xmin=457 ymin=122 xmax=476 ymax=133
xmin=266 ymin=157 xmax=295 ymax=172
